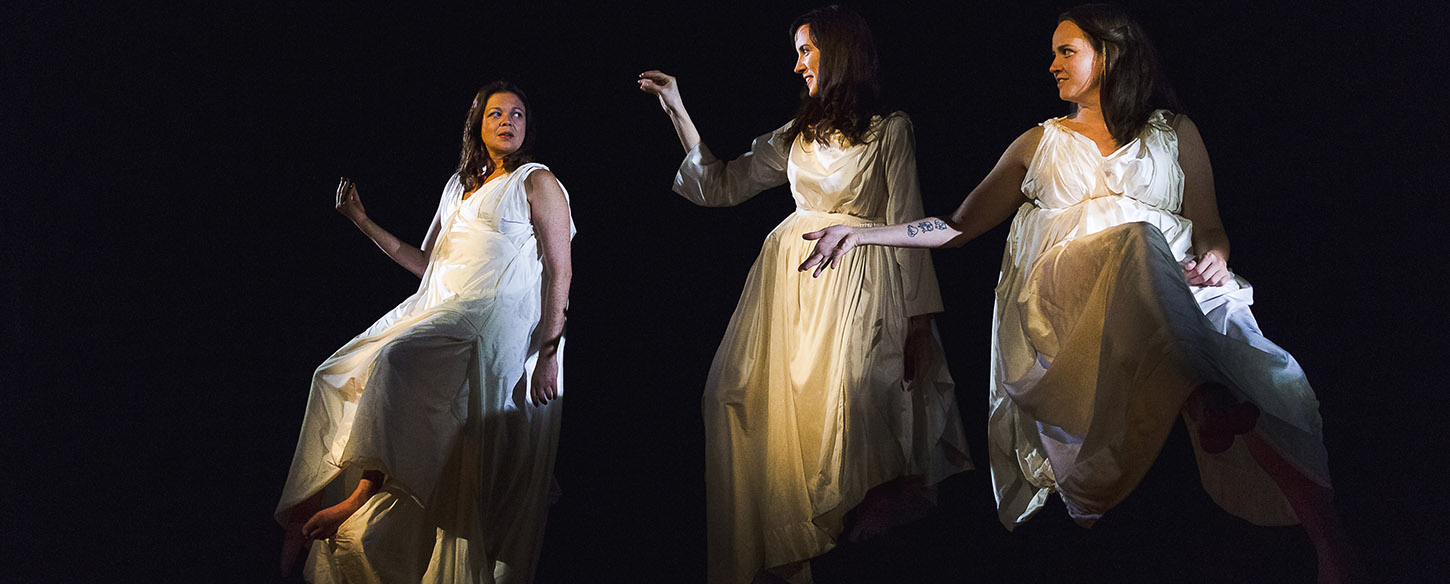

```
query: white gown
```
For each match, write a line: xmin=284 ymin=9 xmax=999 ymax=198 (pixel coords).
xmin=275 ymin=163 xmax=575 ymax=584
xmin=677 ymin=113 xmax=973 ymax=584
xmin=988 ymin=111 xmax=1331 ymax=529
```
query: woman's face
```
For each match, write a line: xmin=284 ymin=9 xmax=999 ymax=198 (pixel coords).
xmin=793 ymin=24 xmax=821 ymax=96
xmin=480 ymin=91 xmax=526 ymax=159
xmin=1049 ymin=20 xmax=1101 ymax=105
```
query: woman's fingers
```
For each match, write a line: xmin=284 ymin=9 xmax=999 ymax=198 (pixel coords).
xmin=637 ymin=71 xmax=677 ymax=98
xmin=813 ymin=252 xmax=837 ymax=278
xmin=1184 ymin=253 xmax=1230 ymax=287
xmin=798 ymin=254 xmax=819 ymax=272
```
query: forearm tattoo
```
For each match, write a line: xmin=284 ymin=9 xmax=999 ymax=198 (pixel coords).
xmin=905 ymin=218 xmax=949 ymax=237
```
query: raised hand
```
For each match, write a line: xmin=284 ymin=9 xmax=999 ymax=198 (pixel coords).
xmin=638 ymin=70 xmax=685 ymax=113
xmin=1183 ymin=250 xmax=1230 ymax=287
xmin=334 ymin=177 xmax=367 ymax=224
xmin=799 ymin=225 xmax=861 ymax=278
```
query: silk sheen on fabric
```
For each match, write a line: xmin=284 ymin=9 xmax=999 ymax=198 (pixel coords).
xmin=988 ymin=111 xmax=1331 ymax=529
xmin=677 ymin=113 xmax=973 ymax=584
xmin=275 ymin=164 xmax=575 ymax=583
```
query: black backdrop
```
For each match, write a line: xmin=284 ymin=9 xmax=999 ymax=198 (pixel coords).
xmin=4 ymin=0 xmax=1446 ymax=582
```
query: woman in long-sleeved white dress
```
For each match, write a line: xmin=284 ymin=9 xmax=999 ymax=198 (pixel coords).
xmin=276 ymin=81 xmax=575 ymax=584
xmin=801 ymin=5 xmax=1354 ymax=583
xmin=639 ymin=6 xmax=971 ymax=583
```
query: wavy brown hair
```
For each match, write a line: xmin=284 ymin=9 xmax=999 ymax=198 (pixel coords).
xmin=1059 ymin=4 xmax=1182 ymax=146
xmin=458 ymin=81 xmax=537 ymax=193
xmin=784 ymin=5 xmax=888 ymax=147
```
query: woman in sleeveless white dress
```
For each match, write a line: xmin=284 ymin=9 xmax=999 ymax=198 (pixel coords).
xmin=801 ymin=5 xmax=1353 ymax=582
xmin=640 ymin=6 xmax=971 ymax=583
xmin=275 ymin=83 xmax=575 ymax=584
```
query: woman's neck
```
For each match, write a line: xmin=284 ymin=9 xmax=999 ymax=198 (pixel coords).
xmin=1070 ymin=98 xmax=1106 ymax=130
xmin=487 ymin=156 xmax=507 ymax=178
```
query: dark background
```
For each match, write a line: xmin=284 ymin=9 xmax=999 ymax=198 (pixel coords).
xmin=4 ymin=0 xmax=1446 ymax=582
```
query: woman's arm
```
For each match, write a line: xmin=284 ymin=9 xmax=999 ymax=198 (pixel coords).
xmin=1175 ymin=115 xmax=1232 ymax=287
xmin=639 ymin=70 xmax=789 ymax=207
xmin=798 ymin=128 xmax=1039 ymax=277
xmin=638 ymin=70 xmax=701 ymax=153
xmin=524 ymin=169 xmax=573 ymax=407
xmin=335 ymin=177 xmax=438 ymax=278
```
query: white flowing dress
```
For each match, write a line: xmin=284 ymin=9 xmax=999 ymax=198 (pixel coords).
xmin=275 ymin=163 xmax=574 ymax=584
xmin=988 ymin=111 xmax=1331 ymax=529
xmin=676 ymin=113 xmax=973 ymax=584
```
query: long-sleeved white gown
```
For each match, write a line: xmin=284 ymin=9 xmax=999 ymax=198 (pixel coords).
xmin=275 ymin=163 xmax=574 ymax=584
xmin=676 ymin=113 xmax=973 ymax=584
xmin=989 ymin=111 xmax=1331 ymax=529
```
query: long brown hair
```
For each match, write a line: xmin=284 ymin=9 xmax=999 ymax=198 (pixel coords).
xmin=784 ymin=5 xmax=888 ymax=147
xmin=1059 ymin=4 xmax=1182 ymax=146
xmin=457 ymin=81 xmax=537 ymax=193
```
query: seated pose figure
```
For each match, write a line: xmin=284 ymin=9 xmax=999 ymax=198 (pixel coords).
xmin=275 ymin=81 xmax=575 ymax=584
xmin=639 ymin=5 xmax=972 ymax=584
xmin=800 ymin=5 xmax=1354 ymax=583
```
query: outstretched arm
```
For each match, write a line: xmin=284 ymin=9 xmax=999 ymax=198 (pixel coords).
xmin=640 ymin=70 xmax=788 ymax=207
xmin=798 ymin=128 xmax=1039 ymax=277
xmin=525 ymin=169 xmax=573 ymax=407
xmin=335 ymin=177 xmax=440 ymax=278
xmin=638 ymin=70 xmax=701 ymax=153
xmin=1175 ymin=115 xmax=1232 ymax=287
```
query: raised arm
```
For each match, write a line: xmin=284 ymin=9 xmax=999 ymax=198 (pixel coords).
xmin=335 ymin=177 xmax=440 ymax=278
xmin=799 ymin=127 xmax=1039 ymax=276
xmin=1174 ymin=115 xmax=1233 ymax=287
xmin=638 ymin=70 xmax=789 ymax=207
xmin=638 ymin=70 xmax=701 ymax=153
xmin=524 ymin=169 xmax=573 ymax=407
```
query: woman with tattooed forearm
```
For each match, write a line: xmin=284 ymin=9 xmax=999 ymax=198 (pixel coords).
xmin=639 ymin=6 xmax=971 ymax=583
xmin=800 ymin=5 xmax=1353 ymax=582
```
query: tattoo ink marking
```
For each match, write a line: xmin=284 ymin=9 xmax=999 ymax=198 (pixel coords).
xmin=908 ymin=218 xmax=948 ymax=237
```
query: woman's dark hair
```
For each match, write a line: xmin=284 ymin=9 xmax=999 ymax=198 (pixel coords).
xmin=1059 ymin=4 xmax=1182 ymax=146
xmin=785 ymin=5 xmax=888 ymax=146
xmin=458 ymin=80 xmax=537 ymax=193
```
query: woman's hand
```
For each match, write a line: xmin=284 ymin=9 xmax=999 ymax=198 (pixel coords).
xmin=638 ymin=70 xmax=701 ymax=152
xmin=530 ymin=352 xmax=559 ymax=407
xmin=637 ymin=70 xmax=685 ymax=113
xmin=799 ymin=225 xmax=861 ymax=277
xmin=902 ymin=316 xmax=934 ymax=393
xmin=1183 ymin=250 xmax=1231 ymax=287
xmin=335 ymin=177 xmax=367 ymax=224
